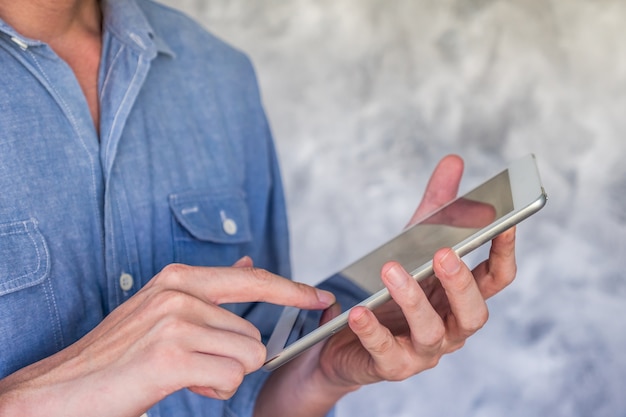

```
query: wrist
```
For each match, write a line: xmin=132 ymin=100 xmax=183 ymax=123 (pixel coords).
xmin=0 ymin=386 xmax=21 ymax=417
xmin=0 ymin=374 xmax=52 ymax=417
xmin=255 ymin=348 xmax=361 ymax=417
xmin=308 ymin=355 xmax=361 ymax=399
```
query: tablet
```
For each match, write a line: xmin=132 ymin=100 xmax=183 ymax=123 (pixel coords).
xmin=263 ymin=154 xmax=547 ymax=370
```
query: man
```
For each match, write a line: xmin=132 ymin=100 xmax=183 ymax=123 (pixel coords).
xmin=0 ymin=0 xmax=517 ymax=416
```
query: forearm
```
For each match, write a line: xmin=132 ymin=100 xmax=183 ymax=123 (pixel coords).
xmin=0 ymin=350 xmax=80 ymax=416
xmin=0 ymin=350 xmax=154 ymax=417
xmin=0 ymin=375 xmax=103 ymax=417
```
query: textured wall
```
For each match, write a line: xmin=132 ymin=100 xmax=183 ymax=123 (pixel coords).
xmin=158 ymin=1 xmax=626 ymax=416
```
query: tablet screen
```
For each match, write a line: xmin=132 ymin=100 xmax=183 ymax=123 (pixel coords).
xmin=273 ymin=169 xmax=514 ymax=353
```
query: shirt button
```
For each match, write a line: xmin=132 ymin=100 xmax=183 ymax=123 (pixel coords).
xmin=119 ymin=272 xmax=134 ymax=291
xmin=222 ymin=218 xmax=238 ymax=236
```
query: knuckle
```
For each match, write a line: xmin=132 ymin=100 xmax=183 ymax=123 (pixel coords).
xmin=160 ymin=263 xmax=189 ymax=277
xmin=382 ymin=366 xmax=408 ymax=382
xmin=490 ymin=255 xmax=517 ymax=280
xmin=421 ymin=331 xmax=445 ymax=353
xmin=502 ymin=227 xmax=517 ymax=244
xmin=240 ymin=321 xmax=262 ymax=342
xmin=249 ymin=267 xmax=302 ymax=298
xmin=399 ymin=291 xmax=422 ymax=311
xmin=469 ymin=311 xmax=489 ymax=334
xmin=356 ymin=318 xmax=378 ymax=340
xmin=249 ymin=267 xmax=275 ymax=287
xmin=379 ymin=356 xmax=426 ymax=381
xmin=150 ymin=289 xmax=190 ymax=315
xmin=293 ymin=281 xmax=318 ymax=299
xmin=218 ymin=359 xmax=246 ymax=395
xmin=453 ymin=272 xmax=475 ymax=294
xmin=371 ymin=335 xmax=395 ymax=356
xmin=423 ymin=355 xmax=441 ymax=371
xmin=157 ymin=263 xmax=191 ymax=287
xmin=491 ymin=266 xmax=517 ymax=290
xmin=421 ymin=325 xmax=446 ymax=349
xmin=155 ymin=314 xmax=190 ymax=337
xmin=476 ymin=308 xmax=490 ymax=329
xmin=428 ymin=325 xmax=446 ymax=348
xmin=247 ymin=341 xmax=267 ymax=371
xmin=137 ymin=292 xmax=198 ymax=338
xmin=251 ymin=323 xmax=263 ymax=342
xmin=385 ymin=361 xmax=414 ymax=381
xmin=249 ymin=266 xmax=270 ymax=280
xmin=214 ymin=388 xmax=238 ymax=401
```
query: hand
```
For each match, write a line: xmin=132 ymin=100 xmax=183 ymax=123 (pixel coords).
xmin=318 ymin=227 xmax=515 ymax=386
xmin=255 ymin=155 xmax=517 ymax=417
xmin=0 ymin=258 xmax=335 ymax=417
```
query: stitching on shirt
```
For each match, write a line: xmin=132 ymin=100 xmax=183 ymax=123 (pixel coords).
xmin=0 ymin=230 xmax=31 ymax=237
xmin=103 ymin=51 xmax=148 ymax=304
xmin=42 ymin=256 xmax=64 ymax=349
xmin=42 ymin=279 xmax=64 ymax=349
xmin=26 ymin=49 xmax=104 ymax=267
xmin=37 ymin=242 xmax=65 ymax=349
xmin=28 ymin=51 xmax=82 ymax=144
xmin=0 ymin=220 xmax=43 ymax=285
xmin=100 ymin=46 xmax=124 ymax=101
xmin=181 ymin=206 xmax=199 ymax=215
xmin=105 ymin=55 xmax=146 ymax=164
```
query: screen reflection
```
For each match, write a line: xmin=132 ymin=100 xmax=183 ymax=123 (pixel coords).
xmin=285 ymin=170 xmax=513 ymax=348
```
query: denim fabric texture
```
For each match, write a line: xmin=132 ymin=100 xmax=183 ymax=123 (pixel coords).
xmin=0 ymin=0 xmax=294 ymax=415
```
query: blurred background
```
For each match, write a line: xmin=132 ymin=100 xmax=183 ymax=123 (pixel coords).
xmin=159 ymin=1 xmax=626 ymax=416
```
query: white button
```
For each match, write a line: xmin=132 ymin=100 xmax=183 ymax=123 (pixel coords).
xmin=119 ymin=273 xmax=134 ymax=291
xmin=140 ymin=414 xmax=148 ymax=417
xmin=222 ymin=218 xmax=238 ymax=235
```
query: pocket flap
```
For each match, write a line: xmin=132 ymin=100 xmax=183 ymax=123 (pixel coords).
xmin=169 ymin=190 xmax=252 ymax=244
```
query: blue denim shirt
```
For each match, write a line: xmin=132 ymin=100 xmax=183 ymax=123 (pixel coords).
xmin=0 ymin=0 xmax=291 ymax=415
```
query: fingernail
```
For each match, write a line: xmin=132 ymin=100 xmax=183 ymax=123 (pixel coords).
xmin=385 ymin=264 xmax=407 ymax=287
xmin=317 ymin=289 xmax=336 ymax=307
xmin=440 ymin=250 xmax=461 ymax=274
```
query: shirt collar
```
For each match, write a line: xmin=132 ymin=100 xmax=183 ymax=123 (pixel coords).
xmin=103 ymin=0 xmax=175 ymax=58
xmin=0 ymin=18 xmax=44 ymax=49
xmin=0 ymin=0 xmax=175 ymax=58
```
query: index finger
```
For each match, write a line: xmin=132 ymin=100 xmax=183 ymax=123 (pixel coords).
xmin=153 ymin=264 xmax=336 ymax=310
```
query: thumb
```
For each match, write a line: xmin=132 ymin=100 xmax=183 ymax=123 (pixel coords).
xmin=232 ymin=256 xmax=254 ymax=268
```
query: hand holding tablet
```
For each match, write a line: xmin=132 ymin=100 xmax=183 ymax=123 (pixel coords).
xmin=264 ymin=154 xmax=547 ymax=370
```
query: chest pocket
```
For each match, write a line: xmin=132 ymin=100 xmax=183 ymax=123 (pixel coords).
xmin=169 ymin=189 xmax=253 ymax=267
xmin=0 ymin=219 xmax=49 ymax=295
xmin=0 ymin=219 xmax=63 ymax=377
